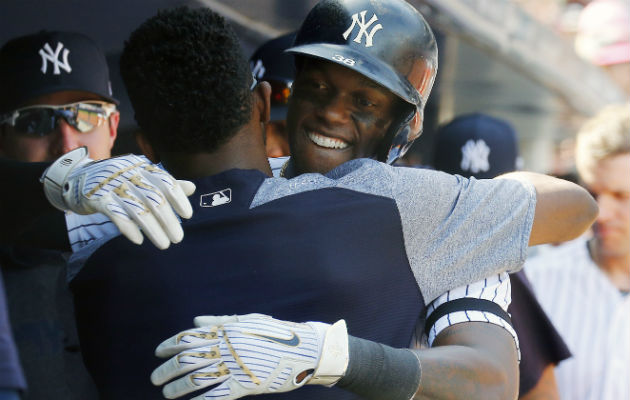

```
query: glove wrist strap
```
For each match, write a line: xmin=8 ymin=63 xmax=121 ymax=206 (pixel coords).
xmin=308 ymin=319 xmax=349 ymax=386
xmin=40 ymin=147 xmax=91 ymax=211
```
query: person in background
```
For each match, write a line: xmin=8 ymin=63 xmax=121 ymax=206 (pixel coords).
xmin=431 ymin=113 xmax=572 ymax=400
xmin=0 ymin=31 xmax=119 ymax=162
xmin=526 ymin=103 xmax=630 ymax=400
xmin=249 ymin=32 xmax=296 ymax=159
xmin=0 ymin=30 xmax=120 ymax=400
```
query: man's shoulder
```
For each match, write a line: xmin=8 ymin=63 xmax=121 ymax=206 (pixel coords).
xmin=255 ymin=159 xmax=440 ymax=207
xmin=327 ymin=159 xmax=457 ymax=195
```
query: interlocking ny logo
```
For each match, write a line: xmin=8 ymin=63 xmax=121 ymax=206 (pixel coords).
xmin=460 ymin=139 xmax=491 ymax=174
xmin=39 ymin=42 xmax=72 ymax=75
xmin=342 ymin=10 xmax=383 ymax=48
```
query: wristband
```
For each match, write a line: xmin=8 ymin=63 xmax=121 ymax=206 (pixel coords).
xmin=337 ymin=335 xmax=422 ymax=400
xmin=40 ymin=147 xmax=91 ymax=211
xmin=307 ymin=319 xmax=350 ymax=386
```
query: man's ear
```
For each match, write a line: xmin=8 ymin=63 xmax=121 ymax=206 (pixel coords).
xmin=255 ymin=81 xmax=272 ymax=124
xmin=107 ymin=111 xmax=121 ymax=151
xmin=134 ymin=130 xmax=159 ymax=163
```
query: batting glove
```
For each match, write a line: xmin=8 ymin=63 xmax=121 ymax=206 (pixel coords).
xmin=41 ymin=147 xmax=195 ymax=250
xmin=151 ymin=313 xmax=349 ymax=400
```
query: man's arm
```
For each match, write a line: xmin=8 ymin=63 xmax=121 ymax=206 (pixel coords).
xmin=412 ymin=322 xmax=518 ymax=400
xmin=150 ymin=314 xmax=518 ymax=400
xmin=335 ymin=322 xmax=518 ymax=400
xmin=496 ymin=171 xmax=598 ymax=246
xmin=0 ymin=148 xmax=196 ymax=250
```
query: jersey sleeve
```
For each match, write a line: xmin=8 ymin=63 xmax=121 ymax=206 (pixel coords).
xmin=65 ymin=211 xmax=120 ymax=252
xmin=424 ymin=273 xmax=519 ymax=359
xmin=390 ymin=167 xmax=536 ymax=304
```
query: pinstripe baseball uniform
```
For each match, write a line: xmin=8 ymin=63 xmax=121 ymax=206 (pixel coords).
xmin=71 ymin=158 xmax=535 ymax=399
xmin=526 ymin=237 xmax=629 ymax=400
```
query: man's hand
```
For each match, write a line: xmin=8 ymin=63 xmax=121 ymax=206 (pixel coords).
xmin=41 ymin=147 xmax=195 ymax=249
xmin=151 ymin=313 xmax=349 ymax=400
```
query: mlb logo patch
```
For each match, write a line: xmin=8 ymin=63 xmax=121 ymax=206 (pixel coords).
xmin=200 ymin=189 xmax=232 ymax=207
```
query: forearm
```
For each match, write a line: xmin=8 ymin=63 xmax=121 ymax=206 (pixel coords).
xmin=412 ymin=323 xmax=518 ymax=400
xmin=335 ymin=323 xmax=518 ymax=400
xmin=496 ymin=171 xmax=598 ymax=246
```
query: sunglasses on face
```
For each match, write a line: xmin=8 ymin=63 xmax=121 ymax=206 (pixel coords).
xmin=0 ymin=101 xmax=117 ymax=137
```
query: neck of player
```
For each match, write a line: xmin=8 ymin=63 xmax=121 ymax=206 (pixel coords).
xmin=160 ymin=128 xmax=272 ymax=180
xmin=159 ymin=83 xmax=273 ymax=180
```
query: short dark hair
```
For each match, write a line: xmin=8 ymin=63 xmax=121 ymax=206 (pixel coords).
xmin=120 ymin=7 xmax=253 ymax=153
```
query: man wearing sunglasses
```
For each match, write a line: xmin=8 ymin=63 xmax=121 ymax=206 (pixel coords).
xmin=0 ymin=31 xmax=120 ymax=162
xmin=0 ymin=30 xmax=120 ymax=400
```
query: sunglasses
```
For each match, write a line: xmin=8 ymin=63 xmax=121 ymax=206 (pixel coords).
xmin=0 ymin=101 xmax=117 ymax=137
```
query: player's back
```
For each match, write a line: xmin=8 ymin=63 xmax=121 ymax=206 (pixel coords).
xmin=71 ymin=167 xmax=424 ymax=399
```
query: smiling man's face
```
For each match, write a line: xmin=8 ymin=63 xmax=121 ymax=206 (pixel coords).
xmin=286 ymin=58 xmax=403 ymax=175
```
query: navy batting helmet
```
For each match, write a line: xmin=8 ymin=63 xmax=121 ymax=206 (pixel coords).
xmin=287 ymin=0 xmax=438 ymax=163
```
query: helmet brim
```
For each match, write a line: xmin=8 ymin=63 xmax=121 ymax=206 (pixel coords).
xmin=286 ymin=43 xmax=421 ymax=108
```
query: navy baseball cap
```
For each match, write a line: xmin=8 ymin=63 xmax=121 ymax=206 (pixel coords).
xmin=0 ymin=30 xmax=118 ymax=114
xmin=433 ymin=113 xmax=520 ymax=179
xmin=249 ymin=32 xmax=296 ymax=122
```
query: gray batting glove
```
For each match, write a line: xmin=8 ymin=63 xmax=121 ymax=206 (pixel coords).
xmin=41 ymin=147 xmax=195 ymax=250
xmin=151 ymin=313 xmax=349 ymax=400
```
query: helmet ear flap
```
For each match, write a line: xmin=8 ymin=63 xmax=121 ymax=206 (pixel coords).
xmin=377 ymin=103 xmax=421 ymax=164
xmin=408 ymin=110 xmax=423 ymax=142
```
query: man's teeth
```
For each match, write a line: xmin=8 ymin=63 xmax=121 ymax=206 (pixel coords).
xmin=308 ymin=132 xmax=349 ymax=149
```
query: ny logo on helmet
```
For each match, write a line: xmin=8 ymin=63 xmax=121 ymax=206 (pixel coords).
xmin=39 ymin=42 xmax=72 ymax=75
xmin=342 ymin=10 xmax=383 ymax=48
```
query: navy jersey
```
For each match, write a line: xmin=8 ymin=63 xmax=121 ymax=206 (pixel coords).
xmin=71 ymin=159 xmax=535 ymax=399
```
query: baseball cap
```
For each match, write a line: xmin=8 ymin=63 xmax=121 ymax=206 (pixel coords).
xmin=0 ymin=30 xmax=118 ymax=114
xmin=575 ymin=0 xmax=630 ymax=66
xmin=433 ymin=113 xmax=520 ymax=179
xmin=249 ymin=32 xmax=296 ymax=122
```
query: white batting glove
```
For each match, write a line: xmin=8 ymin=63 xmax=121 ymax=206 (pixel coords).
xmin=41 ymin=147 xmax=196 ymax=250
xmin=151 ymin=313 xmax=349 ymax=400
